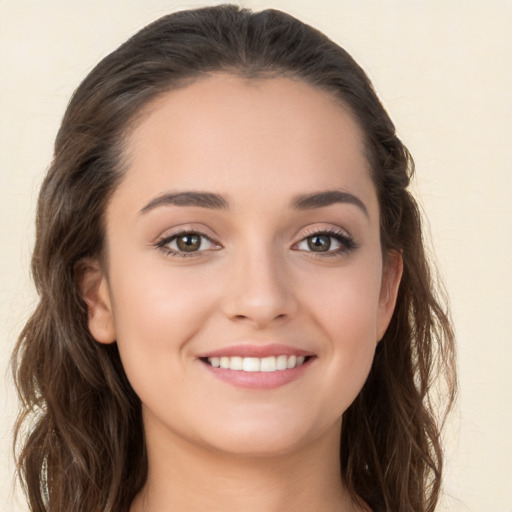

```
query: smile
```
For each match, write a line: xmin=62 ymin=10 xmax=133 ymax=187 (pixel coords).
xmin=198 ymin=345 xmax=315 ymax=389
xmin=206 ymin=355 xmax=307 ymax=372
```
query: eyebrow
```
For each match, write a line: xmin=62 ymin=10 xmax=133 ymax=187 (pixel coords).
xmin=291 ymin=189 xmax=369 ymax=217
xmin=139 ymin=191 xmax=229 ymax=214
xmin=139 ymin=188 xmax=368 ymax=217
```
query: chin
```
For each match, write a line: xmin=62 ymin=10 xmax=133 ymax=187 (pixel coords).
xmin=194 ymin=414 xmax=341 ymax=459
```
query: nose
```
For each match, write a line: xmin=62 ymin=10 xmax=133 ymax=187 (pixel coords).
xmin=221 ymin=248 xmax=298 ymax=328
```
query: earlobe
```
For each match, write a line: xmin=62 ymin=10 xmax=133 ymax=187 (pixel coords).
xmin=75 ymin=259 xmax=116 ymax=344
xmin=377 ymin=250 xmax=403 ymax=342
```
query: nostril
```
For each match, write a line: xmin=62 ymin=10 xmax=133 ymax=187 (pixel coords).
xmin=222 ymin=283 xmax=297 ymax=327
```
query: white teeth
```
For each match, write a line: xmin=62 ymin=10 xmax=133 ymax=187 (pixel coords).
xmin=276 ymin=355 xmax=288 ymax=370
xmin=229 ymin=356 xmax=243 ymax=370
xmin=207 ymin=355 xmax=308 ymax=372
xmin=260 ymin=356 xmax=276 ymax=372
xmin=242 ymin=357 xmax=260 ymax=372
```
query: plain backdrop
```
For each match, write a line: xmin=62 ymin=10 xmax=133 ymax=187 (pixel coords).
xmin=1 ymin=1 xmax=511 ymax=510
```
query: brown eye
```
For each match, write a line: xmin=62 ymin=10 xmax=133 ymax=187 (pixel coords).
xmin=176 ymin=234 xmax=202 ymax=252
xmin=157 ymin=231 xmax=218 ymax=256
xmin=294 ymin=229 xmax=357 ymax=256
xmin=307 ymin=235 xmax=331 ymax=252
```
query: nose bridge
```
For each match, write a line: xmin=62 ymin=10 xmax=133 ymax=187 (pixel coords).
xmin=223 ymin=236 xmax=296 ymax=326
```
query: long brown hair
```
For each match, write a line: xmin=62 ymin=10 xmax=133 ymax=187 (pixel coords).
xmin=12 ymin=5 xmax=456 ymax=512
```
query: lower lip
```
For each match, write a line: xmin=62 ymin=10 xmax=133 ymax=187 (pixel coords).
xmin=200 ymin=358 xmax=314 ymax=389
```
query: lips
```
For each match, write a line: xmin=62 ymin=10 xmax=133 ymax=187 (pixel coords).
xmin=198 ymin=343 xmax=313 ymax=359
xmin=197 ymin=344 xmax=315 ymax=389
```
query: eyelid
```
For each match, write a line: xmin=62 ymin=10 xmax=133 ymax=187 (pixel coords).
xmin=155 ymin=227 xmax=221 ymax=257
xmin=298 ymin=224 xmax=351 ymax=239
xmin=292 ymin=226 xmax=358 ymax=255
xmin=154 ymin=223 xmax=218 ymax=245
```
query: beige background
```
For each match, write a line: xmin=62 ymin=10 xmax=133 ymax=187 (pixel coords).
xmin=1 ymin=1 xmax=511 ymax=510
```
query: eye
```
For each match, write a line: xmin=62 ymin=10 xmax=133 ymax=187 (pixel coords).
xmin=295 ymin=229 xmax=357 ymax=255
xmin=156 ymin=231 xmax=218 ymax=256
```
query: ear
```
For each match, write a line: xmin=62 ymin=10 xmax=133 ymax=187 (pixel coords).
xmin=376 ymin=250 xmax=403 ymax=342
xmin=75 ymin=259 xmax=116 ymax=344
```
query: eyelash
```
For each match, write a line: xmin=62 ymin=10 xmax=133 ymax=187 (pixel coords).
xmin=155 ymin=228 xmax=358 ymax=258
xmin=293 ymin=228 xmax=358 ymax=257
xmin=155 ymin=230 xmax=220 ymax=258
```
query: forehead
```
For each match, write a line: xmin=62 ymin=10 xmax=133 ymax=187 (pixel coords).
xmin=117 ymin=73 xmax=376 ymax=214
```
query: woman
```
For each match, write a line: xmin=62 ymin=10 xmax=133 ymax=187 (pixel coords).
xmin=12 ymin=5 xmax=456 ymax=512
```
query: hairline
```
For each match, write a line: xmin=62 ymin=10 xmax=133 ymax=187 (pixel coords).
xmin=96 ymin=69 xmax=384 ymax=274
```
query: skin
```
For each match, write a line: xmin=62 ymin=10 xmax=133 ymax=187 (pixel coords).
xmin=81 ymin=74 xmax=402 ymax=512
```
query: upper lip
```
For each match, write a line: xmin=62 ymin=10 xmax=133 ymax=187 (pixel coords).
xmin=197 ymin=343 xmax=315 ymax=359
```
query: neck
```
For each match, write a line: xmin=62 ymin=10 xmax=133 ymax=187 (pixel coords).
xmin=130 ymin=415 xmax=365 ymax=512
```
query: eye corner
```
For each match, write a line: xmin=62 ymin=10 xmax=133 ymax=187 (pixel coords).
xmin=155 ymin=229 xmax=221 ymax=258
xmin=293 ymin=227 xmax=359 ymax=257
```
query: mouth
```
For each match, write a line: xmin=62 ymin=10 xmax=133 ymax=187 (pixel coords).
xmin=197 ymin=344 xmax=315 ymax=389
xmin=200 ymin=354 xmax=313 ymax=372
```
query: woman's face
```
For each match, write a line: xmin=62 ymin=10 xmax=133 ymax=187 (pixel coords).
xmin=86 ymin=74 xmax=401 ymax=456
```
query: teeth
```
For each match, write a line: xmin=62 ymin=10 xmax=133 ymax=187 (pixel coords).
xmin=207 ymin=355 xmax=308 ymax=372
xmin=276 ymin=355 xmax=288 ymax=370
xmin=230 ymin=356 xmax=243 ymax=370
xmin=242 ymin=357 xmax=260 ymax=372
xmin=260 ymin=356 xmax=276 ymax=372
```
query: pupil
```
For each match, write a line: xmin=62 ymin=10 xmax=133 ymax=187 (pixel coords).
xmin=177 ymin=234 xmax=201 ymax=252
xmin=308 ymin=235 xmax=330 ymax=252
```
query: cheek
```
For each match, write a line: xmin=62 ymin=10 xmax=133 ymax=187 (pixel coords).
xmin=323 ymin=289 xmax=379 ymax=377
xmin=106 ymin=257 xmax=219 ymax=387
xmin=302 ymin=258 xmax=382 ymax=402
xmin=308 ymin=254 xmax=382 ymax=340
xmin=324 ymin=284 xmax=380 ymax=346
